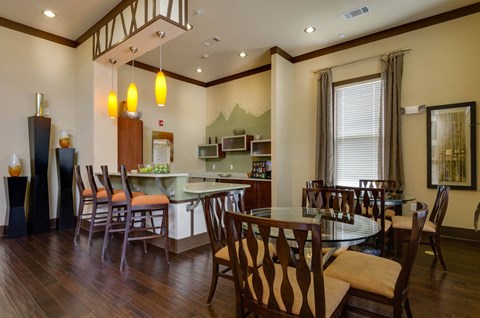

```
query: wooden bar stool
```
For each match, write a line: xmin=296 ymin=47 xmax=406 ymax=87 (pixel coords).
xmin=100 ymin=165 xmax=144 ymax=259
xmin=119 ymin=165 xmax=170 ymax=269
xmin=73 ymin=165 xmax=104 ymax=244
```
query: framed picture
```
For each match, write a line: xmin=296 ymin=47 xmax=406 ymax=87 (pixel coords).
xmin=427 ymin=101 xmax=476 ymax=190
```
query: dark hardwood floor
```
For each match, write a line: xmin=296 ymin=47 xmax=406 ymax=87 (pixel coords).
xmin=0 ymin=230 xmax=478 ymax=317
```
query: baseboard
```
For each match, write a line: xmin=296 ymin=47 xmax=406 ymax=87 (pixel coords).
xmin=149 ymin=232 xmax=210 ymax=254
xmin=441 ymin=226 xmax=480 ymax=242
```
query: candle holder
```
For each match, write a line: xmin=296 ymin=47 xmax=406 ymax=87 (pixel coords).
xmin=59 ymin=130 xmax=70 ymax=148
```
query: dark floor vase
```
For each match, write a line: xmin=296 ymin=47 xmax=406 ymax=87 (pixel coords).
xmin=56 ymin=148 xmax=76 ymax=230
xmin=4 ymin=176 xmax=28 ymax=238
xmin=28 ymin=116 xmax=51 ymax=234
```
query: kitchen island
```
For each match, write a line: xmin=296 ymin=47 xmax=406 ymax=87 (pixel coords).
xmin=103 ymin=172 xmax=249 ymax=253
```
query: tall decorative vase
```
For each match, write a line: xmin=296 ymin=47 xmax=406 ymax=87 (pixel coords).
xmin=35 ymin=93 xmax=44 ymax=116
xmin=59 ymin=130 xmax=70 ymax=148
xmin=8 ymin=153 xmax=21 ymax=177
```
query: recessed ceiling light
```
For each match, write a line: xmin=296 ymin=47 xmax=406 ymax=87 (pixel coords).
xmin=201 ymin=54 xmax=210 ymax=59
xmin=338 ymin=33 xmax=346 ymax=38
xmin=43 ymin=10 xmax=57 ymax=18
xmin=186 ymin=23 xmax=193 ymax=30
xmin=304 ymin=26 xmax=316 ymax=33
xmin=195 ymin=68 xmax=203 ymax=73
xmin=238 ymin=52 xmax=247 ymax=58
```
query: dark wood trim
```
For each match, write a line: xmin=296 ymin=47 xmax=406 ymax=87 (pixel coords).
xmin=441 ymin=226 xmax=480 ymax=242
xmin=76 ymin=0 xmax=136 ymax=44
xmin=333 ymin=73 xmax=381 ymax=87
xmin=128 ymin=61 xmax=207 ymax=87
xmin=149 ymin=232 xmax=209 ymax=254
xmin=292 ymin=2 xmax=480 ymax=64
xmin=0 ymin=17 xmax=77 ymax=48
xmin=206 ymin=64 xmax=271 ymax=87
xmin=270 ymin=46 xmax=293 ymax=61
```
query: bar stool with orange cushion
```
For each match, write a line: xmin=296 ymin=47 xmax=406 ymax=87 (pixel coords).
xmin=100 ymin=165 xmax=144 ymax=259
xmin=119 ymin=165 xmax=170 ymax=269
xmin=74 ymin=165 xmax=106 ymax=244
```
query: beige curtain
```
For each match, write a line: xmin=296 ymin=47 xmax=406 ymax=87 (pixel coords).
xmin=381 ymin=52 xmax=405 ymax=190
xmin=315 ymin=69 xmax=334 ymax=186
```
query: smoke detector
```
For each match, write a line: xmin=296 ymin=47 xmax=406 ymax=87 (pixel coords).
xmin=343 ymin=5 xmax=370 ymax=20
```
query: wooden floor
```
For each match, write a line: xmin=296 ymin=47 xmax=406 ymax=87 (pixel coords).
xmin=0 ymin=230 xmax=479 ymax=317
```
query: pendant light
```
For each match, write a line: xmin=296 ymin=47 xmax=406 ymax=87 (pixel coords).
xmin=155 ymin=31 xmax=167 ymax=107
xmin=127 ymin=46 xmax=138 ymax=112
xmin=107 ymin=59 xmax=117 ymax=118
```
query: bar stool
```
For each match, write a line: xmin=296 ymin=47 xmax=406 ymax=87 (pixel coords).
xmin=119 ymin=165 xmax=170 ymax=269
xmin=73 ymin=165 xmax=103 ymax=244
xmin=100 ymin=165 xmax=144 ymax=259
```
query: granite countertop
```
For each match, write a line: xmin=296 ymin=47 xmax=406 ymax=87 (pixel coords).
xmin=189 ymin=172 xmax=271 ymax=182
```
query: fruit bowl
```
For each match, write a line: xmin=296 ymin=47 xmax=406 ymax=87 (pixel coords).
xmin=138 ymin=163 xmax=153 ymax=173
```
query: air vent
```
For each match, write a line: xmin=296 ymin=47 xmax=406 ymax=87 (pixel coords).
xmin=201 ymin=36 xmax=223 ymax=47
xmin=343 ymin=5 xmax=370 ymax=20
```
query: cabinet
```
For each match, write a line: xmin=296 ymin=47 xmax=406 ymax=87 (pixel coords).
xmin=118 ymin=117 xmax=143 ymax=171
xmin=251 ymin=139 xmax=271 ymax=156
xmin=224 ymin=179 xmax=271 ymax=211
xmin=197 ymin=144 xmax=225 ymax=159
xmin=222 ymin=135 xmax=253 ymax=151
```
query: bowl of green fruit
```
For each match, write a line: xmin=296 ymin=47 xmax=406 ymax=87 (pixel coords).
xmin=138 ymin=163 xmax=153 ymax=173
xmin=153 ymin=163 xmax=170 ymax=174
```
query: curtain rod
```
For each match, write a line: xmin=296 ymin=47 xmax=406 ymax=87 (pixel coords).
xmin=312 ymin=48 xmax=411 ymax=73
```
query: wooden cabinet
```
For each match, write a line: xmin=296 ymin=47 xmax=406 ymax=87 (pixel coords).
xmin=222 ymin=135 xmax=253 ymax=151
xmin=251 ymin=139 xmax=271 ymax=156
xmin=197 ymin=144 xmax=225 ymax=159
xmin=118 ymin=117 xmax=143 ymax=171
xmin=224 ymin=179 xmax=271 ymax=211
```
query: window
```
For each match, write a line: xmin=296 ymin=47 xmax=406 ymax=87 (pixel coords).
xmin=334 ymin=77 xmax=382 ymax=186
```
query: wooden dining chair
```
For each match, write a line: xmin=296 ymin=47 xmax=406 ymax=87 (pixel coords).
xmin=302 ymin=187 xmax=354 ymax=213
xmin=392 ymin=186 xmax=449 ymax=271
xmin=336 ymin=186 xmax=389 ymax=256
xmin=359 ymin=179 xmax=398 ymax=218
xmin=225 ymin=211 xmax=350 ymax=318
xmin=324 ymin=202 xmax=428 ymax=318
xmin=73 ymin=165 xmax=96 ymax=244
xmin=119 ymin=165 xmax=170 ymax=269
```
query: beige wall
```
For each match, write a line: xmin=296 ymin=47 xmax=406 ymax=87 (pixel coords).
xmin=283 ymin=13 xmax=480 ymax=230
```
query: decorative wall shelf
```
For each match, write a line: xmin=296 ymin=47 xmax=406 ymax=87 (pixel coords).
xmin=222 ymin=135 xmax=253 ymax=152
xmin=251 ymin=139 xmax=271 ymax=156
xmin=198 ymin=144 xmax=225 ymax=159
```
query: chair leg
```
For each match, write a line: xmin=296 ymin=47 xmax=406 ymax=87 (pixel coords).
xmin=434 ymin=235 xmax=448 ymax=272
xmin=207 ymin=261 xmax=219 ymax=305
xmin=120 ymin=210 xmax=133 ymax=270
xmin=87 ymin=201 xmax=98 ymax=251
xmin=404 ymin=298 xmax=413 ymax=318
xmin=163 ymin=205 xmax=169 ymax=264
xmin=101 ymin=205 xmax=113 ymax=259
xmin=74 ymin=199 xmax=85 ymax=244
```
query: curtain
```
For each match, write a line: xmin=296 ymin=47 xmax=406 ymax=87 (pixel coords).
xmin=381 ymin=52 xmax=405 ymax=190
xmin=315 ymin=69 xmax=334 ymax=186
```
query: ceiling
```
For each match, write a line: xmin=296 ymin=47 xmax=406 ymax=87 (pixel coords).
xmin=1 ymin=0 xmax=478 ymax=83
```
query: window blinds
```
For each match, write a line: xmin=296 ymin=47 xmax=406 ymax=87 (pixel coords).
xmin=334 ymin=79 xmax=382 ymax=186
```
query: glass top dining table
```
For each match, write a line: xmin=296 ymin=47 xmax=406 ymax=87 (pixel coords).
xmin=247 ymin=207 xmax=381 ymax=248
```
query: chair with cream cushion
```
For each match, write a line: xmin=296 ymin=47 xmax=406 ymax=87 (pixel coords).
xmin=203 ymin=190 xmax=276 ymax=305
xmin=119 ymin=165 xmax=170 ymax=269
xmin=306 ymin=179 xmax=324 ymax=189
xmin=324 ymin=202 xmax=428 ymax=318
xmin=392 ymin=186 xmax=449 ymax=271
xmin=359 ymin=179 xmax=397 ymax=218
xmin=225 ymin=210 xmax=350 ymax=318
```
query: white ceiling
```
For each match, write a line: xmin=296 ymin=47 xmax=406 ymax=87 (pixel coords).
xmin=1 ymin=0 xmax=478 ymax=83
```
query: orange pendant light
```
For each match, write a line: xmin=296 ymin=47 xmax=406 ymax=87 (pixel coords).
xmin=127 ymin=47 xmax=138 ymax=112
xmin=155 ymin=31 xmax=167 ymax=107
xmin=107 ymin=59 xmax=117 ymax=118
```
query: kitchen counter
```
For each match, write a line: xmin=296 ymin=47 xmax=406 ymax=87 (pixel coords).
xmin=189 ymin=172 xmax=271 ymax=182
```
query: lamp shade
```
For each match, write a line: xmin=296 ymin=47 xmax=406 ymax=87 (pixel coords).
xmin=155 ymin=71 xmax=167 ymax=106
xmin=127 ymin=82 xmax=138 ymax=112
xmin=108 ymin=90 xmax=118 ymax=118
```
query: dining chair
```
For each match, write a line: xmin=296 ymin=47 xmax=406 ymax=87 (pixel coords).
xmin=392 ymin=185 xmax=449 ymax=271
xmin=324 ymin=201 xmax=428 ymax=318
xmin=225 ymin=210 xmax=350 ymax=318
xmin=73 ymin=165 xmax=100 ymax=244
xmin=302 ymin=187 xmax=354 ymax=213
xmin=359 ymin=179 xmax=398 ymax=218
xmin=100 ymin=165 xmax=144 ymax=259
xmin=336 ymin=186 xmax=389 ymax=257
xmin=306 ymin=179 xmax=324 ymax=188
xmin=119 ymin=165 xmax=170 ymax=269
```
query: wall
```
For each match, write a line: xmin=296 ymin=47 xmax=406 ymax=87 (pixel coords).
xmin=285 ymin=13 xmax=480 ymax=230
xmin=0 ymin=26 xmax=77 ymax=225
xmin=205 ymin=71 xmax=271 ymax=173
xmin=117 ymin=65 xmax=206 ymax=173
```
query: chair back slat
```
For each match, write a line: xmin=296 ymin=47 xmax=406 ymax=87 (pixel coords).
xmin=86 ymin=165 xmax=99 ymax=195
xmin=226 ymin=211 xmax=324 ymax=318
xmin=74 ymin=165 xmax=85 ymax=193
xmin=429 ymin=186 xmax=449 ymax=226
xmin=306 ymin=179 xmax=324 ymax=189
xmin=359 ymin=179 xmax=397 ymax=193
xmin=119 ymin=165 xmax=133 ymax=202
xmin=101 ymin=165 xmax=115 ymax=199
